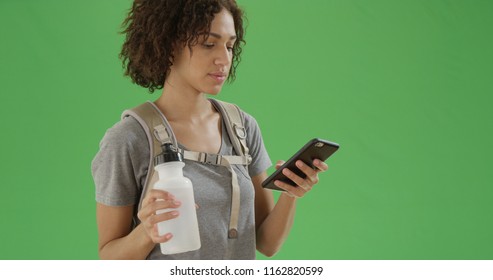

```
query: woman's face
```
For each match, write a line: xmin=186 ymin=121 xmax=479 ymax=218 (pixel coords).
xmin=170 ymin=8 xmax=236 ymax=95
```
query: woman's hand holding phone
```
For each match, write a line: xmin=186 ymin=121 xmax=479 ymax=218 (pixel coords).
xmin=272 ymin=158 xmax=329 ymax=198
xmin=262 ymin=138 xmax=339 ymax=197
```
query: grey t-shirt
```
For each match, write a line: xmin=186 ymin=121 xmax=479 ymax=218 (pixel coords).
xmin=91 ymin=106 xmax=272 ymax=259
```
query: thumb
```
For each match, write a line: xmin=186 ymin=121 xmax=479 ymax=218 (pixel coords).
xmin=275 ymin=160 xmax=285 ymax=170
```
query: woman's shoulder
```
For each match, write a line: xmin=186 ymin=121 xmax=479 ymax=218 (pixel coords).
xmin=99 ymin=116 xmax=147 ymax=150
xmin=236 ymin=107 xmax=267 ymax=143
xmin=237 ymin=107 xmax=260 ymax=130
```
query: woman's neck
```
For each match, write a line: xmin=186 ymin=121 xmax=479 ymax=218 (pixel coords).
xmin=154 ymin=81 xmax=214 ymax=123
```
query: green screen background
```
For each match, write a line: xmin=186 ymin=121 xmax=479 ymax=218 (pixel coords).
xmin=1 ymin=0 xmax=492 ymax=259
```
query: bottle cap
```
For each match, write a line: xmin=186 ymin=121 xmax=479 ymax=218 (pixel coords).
xmin=154 ymin=143 xmax=183 ymax=165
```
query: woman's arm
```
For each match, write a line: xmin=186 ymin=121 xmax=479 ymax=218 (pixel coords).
xmin=97 ymin=203 xmax=154 ymax=259
xmin=97 ymin=190 xmax=180 ymax=259
xmin=252 ymin=172 xmax=295 ymax=257
xmin=253 ymin=159 xmax=328 ymax=257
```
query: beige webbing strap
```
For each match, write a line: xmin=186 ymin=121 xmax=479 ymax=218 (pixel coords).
xmin=122 ymin=100 xmax=249 ymax=238
xmin=222 ymin=157 xmax=240 ymax=239
xmin=181 ymin=149 xmax=243 ymax=239
xmin=182 ymin=150 xmax=250 ymax=166
xmin=209 ymin=99 xmax=252 ymax=239
xmin=210 ymin=99 xmax=251 ymax=162
xmin=122 ymin=101 xmax=177 ymax=211
xmin=146 ymin=102 xmax=178 ymax=147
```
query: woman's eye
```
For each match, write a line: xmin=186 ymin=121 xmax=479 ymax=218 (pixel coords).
xmin=203 ymin=43 xmax=214 ymax=48
xmin=227 ymin=46 xmax=234 ymax=52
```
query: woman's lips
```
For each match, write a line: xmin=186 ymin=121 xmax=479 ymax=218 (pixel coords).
xmin=209 ymin=73 xmax=227 ymax=82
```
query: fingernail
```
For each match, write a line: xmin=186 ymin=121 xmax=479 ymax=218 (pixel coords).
xmin=296 ymin=161 xmax=303 ymax=167
xmin=171 ymin=211 xmax=179 ymax=216
xmin=173 ymin=200 xmax=181 ymax=206
xmin=165 ymin=233 xmax=173 ymax=239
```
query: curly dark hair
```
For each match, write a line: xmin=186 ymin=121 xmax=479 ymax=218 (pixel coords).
xmin=119 ymin=0 xmax=246 ymax=93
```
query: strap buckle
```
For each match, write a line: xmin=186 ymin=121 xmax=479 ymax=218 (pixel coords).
xmin=199 ymin=153 xmax=221 ymax=165
xmin=153 ymin=124 xmax=172 ymax=145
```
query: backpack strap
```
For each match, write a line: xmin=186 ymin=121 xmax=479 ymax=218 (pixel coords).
xmin=209 ymin=99 xmax=251 ymax=163
xmin=121 ymin=101 xmax=178 ymax=215
xmin=121 ymin=100 xmax=250 ymax=239
xmin=208 ymin=99 xmax=252 ymax=238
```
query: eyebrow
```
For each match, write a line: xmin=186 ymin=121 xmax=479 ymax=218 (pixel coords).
xmin=208 ymin=32 xmax=237 ymax=40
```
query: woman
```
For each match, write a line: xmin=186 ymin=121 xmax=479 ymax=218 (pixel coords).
xmin=91 ymin=0 xmax=328 ymax=260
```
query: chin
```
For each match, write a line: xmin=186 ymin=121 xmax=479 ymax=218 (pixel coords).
xmin=203 ymin=87 xmax=223 ymax=95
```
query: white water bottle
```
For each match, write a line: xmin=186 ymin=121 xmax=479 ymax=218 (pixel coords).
xmin=153 ymin=143 xmax=201 ymax=254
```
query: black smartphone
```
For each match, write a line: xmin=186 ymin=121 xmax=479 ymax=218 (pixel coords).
xmin=261 ymin=138 xmax=339 ymax=191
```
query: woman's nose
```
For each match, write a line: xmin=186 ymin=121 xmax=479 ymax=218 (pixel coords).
xmin=214 ymin=46 xmax=231 ymax=66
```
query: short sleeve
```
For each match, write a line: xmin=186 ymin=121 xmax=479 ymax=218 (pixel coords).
xmin=242 ymin=112 xmax=272 ymax=177
xmin=91 ymin=116 xmax=150 ymax=206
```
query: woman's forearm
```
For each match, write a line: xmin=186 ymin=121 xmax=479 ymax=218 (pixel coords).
xmin=256 ymin=193 xmax=297 ymax=257
xmin=99 ymin=223 xmax=156 ymax=260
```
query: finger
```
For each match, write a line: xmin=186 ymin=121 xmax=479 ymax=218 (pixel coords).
xmin=274 ymin=180 xmax=305 ymax=198
xmin=141 ymin=189 xmax=175 ymax=207
xmin=149 ymin=210 xmax=180 ymax=225
xmin=153 ymin=233 xmax=173 ymax=244
xmin=148 ymin=189 xmax=176 ymax=201
xmin=275 ymin=160 xmax=285 ymax=170
xmin=151 ymin=226 xmax=174 ymax=244
xmin=295 ymin=160 xmax=319 ymax=185
xmin=282 ymin=168 xmax=311 ymax=190
xmin=295 ymin=160 xmax=318 ymax=179
xmin=138 ymin=199 xmax=181 ymax=221
xmin=313 ymin=159 xmax=329 ymax=172
xmin=149 ymin=200 xmax=181 ymax=213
